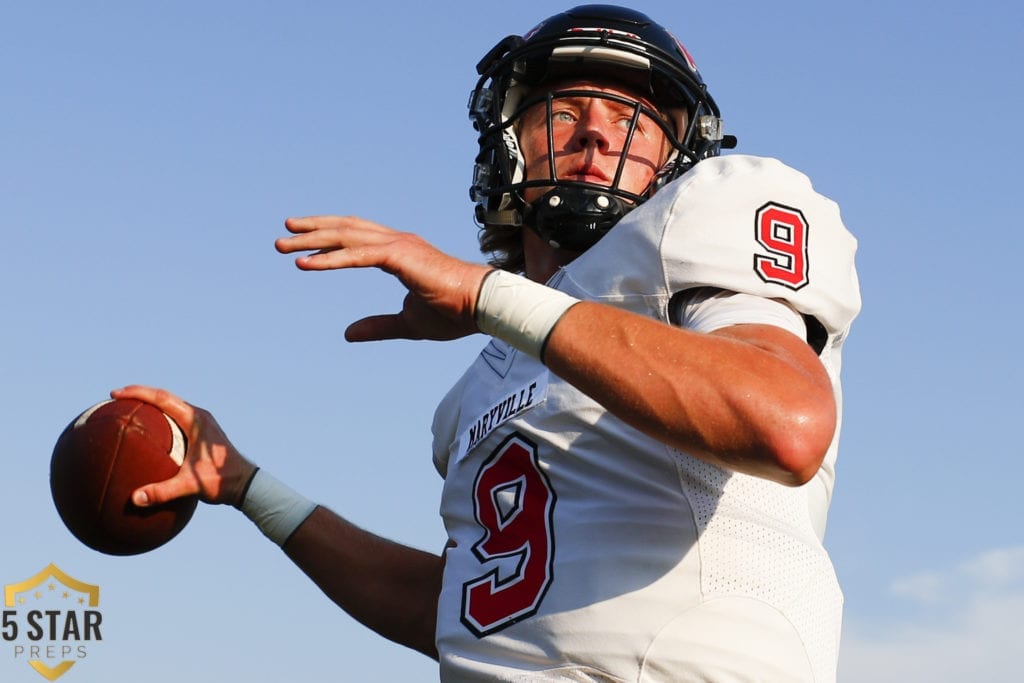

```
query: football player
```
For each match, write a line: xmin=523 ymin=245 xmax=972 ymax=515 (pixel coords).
xmin=117 ymin=5 xmax=860 ymax=681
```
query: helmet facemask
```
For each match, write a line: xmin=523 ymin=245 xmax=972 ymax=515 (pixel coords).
xmin=506 ymin=85 xmax=686 ymax=251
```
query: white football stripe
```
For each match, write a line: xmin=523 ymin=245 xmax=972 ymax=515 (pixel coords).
xmin=73 ymin=399 xmax=113 ymax=429
xmin=163 ymin=413 xmax=187 ymax=467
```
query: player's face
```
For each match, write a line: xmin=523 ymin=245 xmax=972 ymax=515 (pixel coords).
xmin=517 ymin=80 xmax=672 ymax=204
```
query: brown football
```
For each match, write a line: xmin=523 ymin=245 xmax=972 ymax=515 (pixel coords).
xmin=50 ymin=398 xmax=197 ymax=555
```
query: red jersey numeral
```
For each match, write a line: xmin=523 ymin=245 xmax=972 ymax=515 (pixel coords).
xmin=754 ymin=202 xmax=810 ymax=290
xmin=461 ymin=433 xmax=556 ymax=637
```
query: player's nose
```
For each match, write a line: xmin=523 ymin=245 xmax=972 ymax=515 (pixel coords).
xmin=571 ymin=104 xmax=611 ymax=151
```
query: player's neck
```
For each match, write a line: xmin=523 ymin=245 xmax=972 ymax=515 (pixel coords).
xmin=522 ymin=227 xmax=580 ymax=283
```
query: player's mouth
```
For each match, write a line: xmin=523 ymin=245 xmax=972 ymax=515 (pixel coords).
xmin=562 ymin=164 xmax=610 ymax=184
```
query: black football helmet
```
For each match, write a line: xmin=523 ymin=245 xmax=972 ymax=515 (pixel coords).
xmin=468 ymin=4 xmax=736 ymax=251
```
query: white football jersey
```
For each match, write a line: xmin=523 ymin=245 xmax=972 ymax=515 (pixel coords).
xmin=431 ymin=156 xmax=861 ymax=682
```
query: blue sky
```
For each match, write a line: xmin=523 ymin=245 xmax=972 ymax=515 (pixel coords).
xmin=2 ymin=1 xmax=1021 ymax=681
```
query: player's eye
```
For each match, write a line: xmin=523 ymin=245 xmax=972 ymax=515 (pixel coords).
xmin=551 ymin=109 xmax=577 ymax=124
xmin=627 ymin=111 xmax=665 ymax=139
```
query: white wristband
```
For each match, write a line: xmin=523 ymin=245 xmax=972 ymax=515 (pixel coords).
xmin=239 ymin=469 xmax=318 ymax=547
xmin=475 ymin=270 xmax=579 ymax=358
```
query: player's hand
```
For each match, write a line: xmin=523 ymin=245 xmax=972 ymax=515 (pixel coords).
xmin=110 ymin=385 xmax=257 ymax=508
xmin=275 ymin=215 xmax=493 ymax=342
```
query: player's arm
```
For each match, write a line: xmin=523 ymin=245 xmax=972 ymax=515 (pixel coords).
xmin=471 ymin=268 xmax=835 ymax=486
xmin=282 ymin=507 xmax=443 ymax=658
xmin=110 ymin=385 xmax=442 ymax=659
xmin=540 ymin=302 xmax=835 ymax=485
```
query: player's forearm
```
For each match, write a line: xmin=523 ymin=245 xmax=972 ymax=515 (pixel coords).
xmin=542 ymin=301 xmax=836 ymax=485
xmin=282 ymin=506 xmax=442 ymax=659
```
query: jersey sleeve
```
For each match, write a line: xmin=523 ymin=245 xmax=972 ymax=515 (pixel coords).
xmin=661 ymin=155 xmax=861 ymax=342
xmin=562 ymin=155 xmax=861 ymax=352
xmin=672 ymin=287 xmax=807 ymax=340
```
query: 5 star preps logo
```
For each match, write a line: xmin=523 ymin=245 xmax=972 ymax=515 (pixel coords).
xmin=3 ymin=564 xmax=103 ymax=681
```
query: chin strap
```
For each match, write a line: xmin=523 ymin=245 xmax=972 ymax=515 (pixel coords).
xmin=525 ymin=186 xmax=634 ymax=251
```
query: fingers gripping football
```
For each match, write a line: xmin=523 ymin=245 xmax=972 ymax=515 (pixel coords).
xmin=110 ymin=385 xmax=256 ymax=508
xmin=276 ymin=216 xmax=491 ymax=342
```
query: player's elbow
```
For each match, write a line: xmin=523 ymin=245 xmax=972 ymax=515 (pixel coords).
xmin=767 ymin=408 xmax=836 ymax=486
